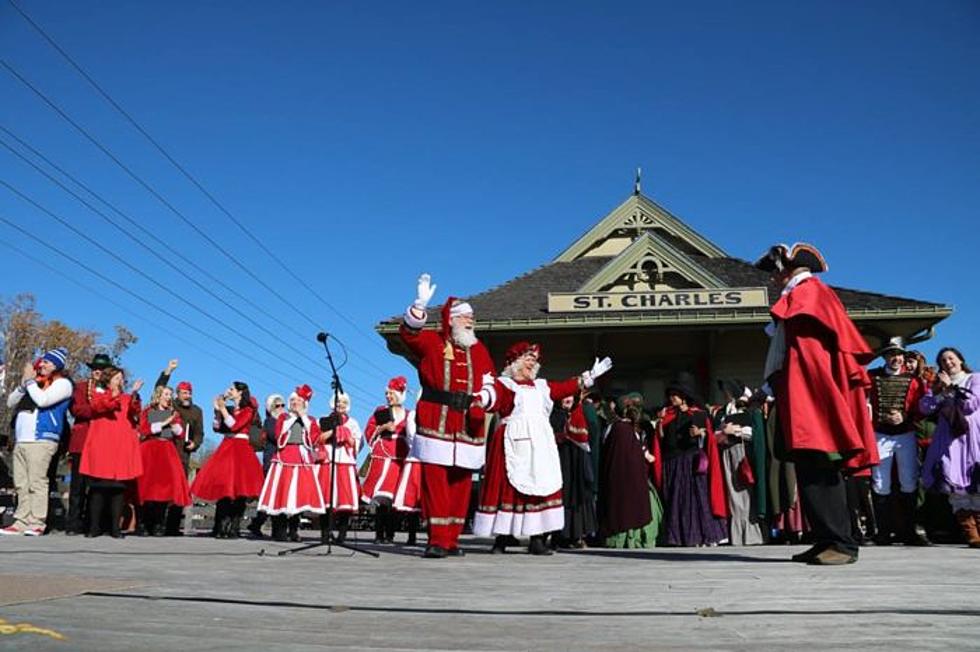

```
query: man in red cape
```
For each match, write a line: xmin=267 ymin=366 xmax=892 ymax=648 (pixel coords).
xmin=757 ymin=243 xmax=877 ymax=565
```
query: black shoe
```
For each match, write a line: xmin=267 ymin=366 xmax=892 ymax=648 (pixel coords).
xmin=109 ymin=531 xmax=124 ymax=539
xmin=423 ymin=545 xmax=448 ymax=558
xmin=65 ymin=529 xmax=78 ymax=537
xmin=902 ymin=531 xmax=933 ymax=547
xmin=247 ymin=524 xmax=265 ymax=539
xmin=491 ymin=535 xmax=508 ymax=554
xmin=791 ymin=544 xmax=827 ymax=563
xmin=406 ymin=534 xmax=417 ymax=546
xmin=447 ymin=547 xmax=465 ymax=557
xmin=85 ymin=530 xmax=101 ymax=538
xmin=528 ymin=536 xmax=553 ymax=556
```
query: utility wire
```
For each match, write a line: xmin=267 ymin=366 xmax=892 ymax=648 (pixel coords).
xmin=0 ymin=125 xmax=389 ymax=384
xmin=0 ymin=213 xmax=302 ymax=383
xmin=0 ymin=48 xmax=393 ymax=378
xmin=0 ymin=138 xmax=332 ymax=376
xmin=0 ymin=238 xmax=281 ymax=388
xmin=0 ymin=179 xmax=336 ymax=387
xmin=0 ymin=216 xmax=376 ymax=406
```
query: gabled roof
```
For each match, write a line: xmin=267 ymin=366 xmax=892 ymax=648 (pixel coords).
xmin=579 ymin=232 xmax=726 ymax=292
xmin=555 ymin=192 xmax=727 ymax=262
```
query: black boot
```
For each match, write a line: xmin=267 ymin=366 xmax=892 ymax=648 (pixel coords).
xmin=406 ymin=514 xmax=418 ymax=546
xmin=872 ymin=493 xmax=893 ymax=546
xmin=319 ymin=514 xmax=331 ymax=543
xmin=271 ymin=515 xmax=287 ymax=542
xmin=374 ymin=506 xmax=387 ymax=544
xmin=287 ymin=515 xmax=301 ymax=542
xmin=899 ymin=492 xmax=932 ymax=546
xmin=528 ymin=535 xmax=553 ymax=556
xmin=86 ymin=489 xmax=105 ymax=538
xmin=335 ymin=514 xmax=350 ymax=543
xmin=385 ymin=510 xmax=398 ymax=543
xmin=491 ymin=534 xmax=508 ymax=554
xmin=213 ymin=499 xmax=230 ymax=538
xmin=151 ymin=504 xmax=168 ymax=537
xmin=247 ymin=511 xmax=267 ymax=539
xmin=108 ymin=490 xmax=125 ymax=539
xmin=226 ymin=499 xmax=244 ymax=540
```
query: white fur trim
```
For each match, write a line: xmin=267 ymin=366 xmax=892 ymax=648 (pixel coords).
xmin=450 ymin=301 xmax=473 ymax=318
xmin=410 ymin=435 xmax=485 ymax=470
xmin=404 ymin=305 xmax=427 ymax=329
xmin=472 ymin=505 xmax=564 ymax=537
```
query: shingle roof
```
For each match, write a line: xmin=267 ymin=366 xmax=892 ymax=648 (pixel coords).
xmin=379 ymin=255 xmax=948 ymax=326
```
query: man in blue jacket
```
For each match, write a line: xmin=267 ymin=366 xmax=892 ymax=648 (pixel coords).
xmin=2 ymin=347 xmax=73 ymax=536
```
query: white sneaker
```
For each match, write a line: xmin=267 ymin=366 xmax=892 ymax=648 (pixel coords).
xmin=23 ymin=527 xmax=45 ymax=536
xmin=0 ymin=525 xmax=24 ymax=536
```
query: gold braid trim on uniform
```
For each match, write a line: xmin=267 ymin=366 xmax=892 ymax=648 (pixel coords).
xmin=427 ymin=516 xmax=466 ymax=525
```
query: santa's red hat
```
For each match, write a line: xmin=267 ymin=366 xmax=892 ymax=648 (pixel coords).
xmin=504 ymin=341 xmax=541 ymax=367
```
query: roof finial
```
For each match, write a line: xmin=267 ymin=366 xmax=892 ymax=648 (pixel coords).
xmin=633 ymin=166 xmax=642 ymax=195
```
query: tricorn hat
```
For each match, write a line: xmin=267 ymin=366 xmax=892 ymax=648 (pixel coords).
xmin=754 ymin=242 xmax=828 ymax=274
xmin=86 ymin=352 xmax=113 ymax=370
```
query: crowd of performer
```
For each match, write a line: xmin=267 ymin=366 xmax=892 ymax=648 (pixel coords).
xmin=2 ymin=243 xmax=978 ymax=566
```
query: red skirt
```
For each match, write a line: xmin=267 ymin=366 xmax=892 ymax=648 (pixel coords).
xmin=81 ymin=420 xmax=143 ymax=481
xmin=316 ymin=461 xmax=360 ymax=512
xmin=472 ymin=426 xmax=563 ymax=537
xmin=258 ymin=444 xmax=325 ymax=515
xmin=137 ymin=438 xmax=191 ymax=506
xmin=191 ymin=437 xmax=264 ymax=501
xmin=361 ymin=456 xmax=407 ymax=504
xmin=392 ymin=459 xmax=422 ymax=513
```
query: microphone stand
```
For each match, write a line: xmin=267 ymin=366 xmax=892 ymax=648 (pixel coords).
xmin=279 ymin=335 xmax=379 ymax=558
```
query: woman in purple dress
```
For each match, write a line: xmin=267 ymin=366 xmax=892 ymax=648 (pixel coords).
xmin=920 ymin=347 xmax=980 ymax=548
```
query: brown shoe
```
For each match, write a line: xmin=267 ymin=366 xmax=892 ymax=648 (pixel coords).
xmin=807 ymin=548 xmax=857 ymax=566
xmin=955 ymin=511 xmax=980 ymax=548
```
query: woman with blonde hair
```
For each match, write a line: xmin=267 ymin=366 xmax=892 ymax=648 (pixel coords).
xmin=137 ymin=385 xmax=192 ymax=536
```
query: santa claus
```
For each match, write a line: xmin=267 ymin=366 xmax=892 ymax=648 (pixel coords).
xmin=399 ymin=273 xmax=495 ymax=558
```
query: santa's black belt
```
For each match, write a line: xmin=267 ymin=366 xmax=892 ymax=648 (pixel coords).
xmin=421 ymin=387 xmax=473 ymax=412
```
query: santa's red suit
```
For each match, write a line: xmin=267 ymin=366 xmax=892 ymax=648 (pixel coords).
xmin=315 ymin=414 xmax=362 ymax=512
xmin=474 ymin=375 xmax=581 ymax=538
xmin=259 ymin=412 xmax=326 ymax=515
xmin=399 ymin=288 xmax=495 ymax=554
xmin=137 ymin=406 xmax=191 ymax=506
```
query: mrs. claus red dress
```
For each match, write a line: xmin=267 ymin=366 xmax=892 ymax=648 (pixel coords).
xmin=191 ymin=401 xmax=264 ymax=501
xmin=137 ymin=406 xmax=191 ymax=506
xmin=81 ymin=391 xmax=143 ymax=481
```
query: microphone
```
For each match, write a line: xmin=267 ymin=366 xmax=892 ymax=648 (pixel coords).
xmin=316 ymin=331 xmax=329 ymax=343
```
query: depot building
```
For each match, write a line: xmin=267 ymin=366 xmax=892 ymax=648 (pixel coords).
xmin=377 ymin=188 xmax=952 ymax=404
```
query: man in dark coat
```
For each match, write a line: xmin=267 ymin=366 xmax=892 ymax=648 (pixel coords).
xmin=757 ymin=243 xmax=877 ymax=566
xmin=155 ymin=359 xmax=204 ymax=535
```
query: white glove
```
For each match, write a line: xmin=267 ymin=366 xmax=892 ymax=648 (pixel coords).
xmin=476 ymin=372 xmax=496 ymax=409
xmin=414 ymin=273 xmax=437 ymax=310
xmin=582 ymin=356 xmax=613 ymax=387
xmin=480 ymin=372 xmax=494 ymax=389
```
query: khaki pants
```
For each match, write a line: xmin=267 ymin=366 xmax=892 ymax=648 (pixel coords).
xmin=12 ymin=441 xmax=59 ymax=531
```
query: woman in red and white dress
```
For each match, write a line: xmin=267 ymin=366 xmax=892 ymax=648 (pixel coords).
xmin=392 ymin=403 xmax=422 ymax=545
xmin=137 ymin=385 xmax=191 ymax=536
xmin=190 ymin=381 xmax=264 ymax=539
xmin=258 ymin=384 xmax=326 ymax=542
xmin=473 ymin=342 xmax=613 ymax=555
xmin=362 ymin=376 xmax=414 ymax=544
xmin=316 ymin=391 xmax=362 ymax=543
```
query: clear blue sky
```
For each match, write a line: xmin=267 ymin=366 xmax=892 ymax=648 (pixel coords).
xmin=2 ymin=1 xmax=978 ymax=443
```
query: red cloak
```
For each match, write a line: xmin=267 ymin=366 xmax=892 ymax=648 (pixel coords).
xmin=771 ymin=276 xmax=878 ymax=471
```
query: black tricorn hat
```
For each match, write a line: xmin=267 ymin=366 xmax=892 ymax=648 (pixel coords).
xmin=754 ymin=242 xmax=828 ymax=274
xmin=878 ymin=336 xmax=907 ymax=358
xmin=85 ymin=353 xmax=113 ymax=370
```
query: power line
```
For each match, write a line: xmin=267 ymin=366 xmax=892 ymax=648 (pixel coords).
xmin=0 ymin=125 xmax=390 ymax=384
xmin=0 ymin=132 xmax=355 ymax=384
xmin=0 ymin=48 xmax=393 ymax=377
xmin=0 ymin=238 xmax=281 ymax=388
xmin=0 ymin=216 xmax=376 ymax=407
xmin=0 ymin=179 xmax=335 ymax=386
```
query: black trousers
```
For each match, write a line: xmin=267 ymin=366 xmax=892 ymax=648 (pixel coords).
xmin=67 ymin=453 xmax=89 ymax=532
xmin=796 ymin=457 xmax=859 ymax=556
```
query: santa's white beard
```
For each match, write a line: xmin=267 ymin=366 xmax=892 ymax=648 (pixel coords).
xmin=451 ymin=323 xmax=478 ymax=349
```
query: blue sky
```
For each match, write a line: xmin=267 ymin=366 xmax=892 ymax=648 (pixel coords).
xmin=2 ymin=1 xmax=978 ymax=443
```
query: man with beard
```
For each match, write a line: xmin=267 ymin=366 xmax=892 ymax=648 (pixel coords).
xmin=155 ymin=359 xmax=204 ymax=535
xmin=399 ymin=274 xmax=495 ymax=558
xmin=756 ymin=243 xmax=877 ymax=565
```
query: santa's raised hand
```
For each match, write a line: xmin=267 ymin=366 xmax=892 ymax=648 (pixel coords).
xmin=414 ymin=273 xmax=437 ymax=310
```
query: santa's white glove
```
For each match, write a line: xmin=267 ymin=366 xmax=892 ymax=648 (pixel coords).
xmin=581 ymin=356 xmax=613 ymax=388
xmin=413 ymin=273 xmax=437 ymax=310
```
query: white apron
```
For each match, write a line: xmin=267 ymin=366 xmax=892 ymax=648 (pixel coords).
xmin=499 ymin=377 xmax=563 ymax=496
